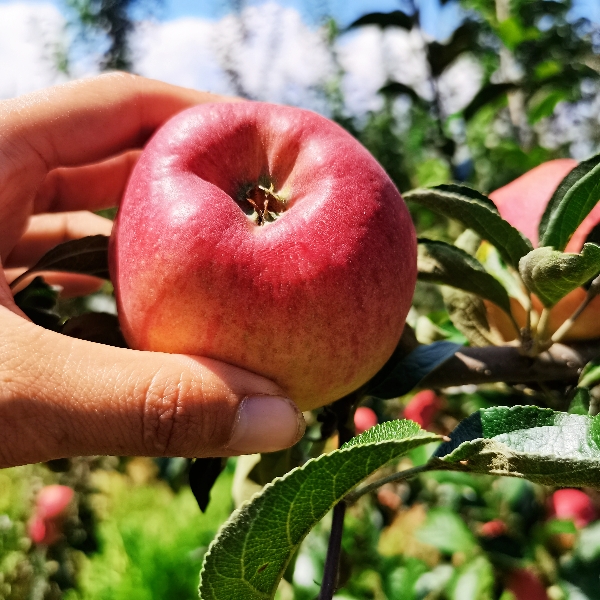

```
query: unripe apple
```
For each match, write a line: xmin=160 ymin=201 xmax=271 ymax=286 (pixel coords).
xmin=403 ymin=390 xmax=441 ymax=429
xmin=110 ymin=102 xmax=417 ymax=411
xmin=549 ymin=488 xmax=596 ymax=529
xmin=28 ymin=484 xmax=74 ymax=545
xmin=354 ymin=406 xmax=378 ymax=434
xmin=487 ymin=159 xmax=600 ymax=341
xmin=505 ymin=568 xmax=549 ymax=600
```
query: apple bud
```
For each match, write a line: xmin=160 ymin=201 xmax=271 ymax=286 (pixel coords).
xmin=403 ymin=390 xmax=442 ymax=429
xmin=549 ymin=488 xmax=596 ymax=529
xmin=505 ymin=569 xmax=549 ymax=600
xmin=354 ymin=407 xmax=378 ymax=434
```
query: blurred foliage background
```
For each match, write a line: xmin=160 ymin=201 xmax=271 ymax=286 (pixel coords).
xmin=3 ymin=0 xmax=600 ymax=598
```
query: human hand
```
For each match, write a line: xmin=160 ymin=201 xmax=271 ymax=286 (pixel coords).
xmin=0 ymin=73 xmax=305 ymax=468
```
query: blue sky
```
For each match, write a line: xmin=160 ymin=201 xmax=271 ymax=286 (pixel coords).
xmin=0 ymin=0 xmax=597 ymax=39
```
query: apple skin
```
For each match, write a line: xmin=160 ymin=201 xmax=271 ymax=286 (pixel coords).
xmin=486 ymin=159 xmax=600 ymax=341
xmin=110 ymin=102 xmax=417 ymax=411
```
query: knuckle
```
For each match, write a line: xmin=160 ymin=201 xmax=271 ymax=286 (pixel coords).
xmin=140 ymin=368 xmax=197 ymax=456
xmin=139 ymin=365 xmax=237 ymax=457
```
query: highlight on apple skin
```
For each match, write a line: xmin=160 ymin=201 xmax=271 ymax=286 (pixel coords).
xmin=110 ymin=102 xmax=417 ymax=411
xmin=486 ymin=159 xmax=600 ymax=341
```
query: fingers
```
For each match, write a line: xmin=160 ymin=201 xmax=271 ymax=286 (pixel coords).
xmin=0 ymin=307 xmax=305 ymax=468
xmin=34 ymin=151 xmax=141 ymax=214
xmin=3 ymin=73 xmax=237 ymax=173
xmin=5 ymin=211 xmax=113 ymax=268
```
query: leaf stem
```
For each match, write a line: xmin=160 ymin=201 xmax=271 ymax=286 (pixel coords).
xmin=551 ymin=275 xmax=600 ymax=344
xmin=345 ymin=463 xmax=432 ymax=505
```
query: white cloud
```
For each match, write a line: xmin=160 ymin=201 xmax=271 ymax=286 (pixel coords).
xmin=0 ymin=2 xmax=67 ymax=99
xmin=133 ymin=2 xmax=335 ymax=110
xmin=0 ymin=0 xmax=483 ymax=119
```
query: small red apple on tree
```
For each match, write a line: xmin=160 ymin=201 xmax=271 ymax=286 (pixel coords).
xmin=28 ymin=485 xmax=74 ymax=546
xmin=110 ymin=102 xmax=417 ymax=411
xmin=354 ymin=406 xmax=378 ymax=434
xmin=403 ymin=390 xmax=442 ymax=429
xmin=487 ymin=159 xmax=600 ymax=341
xmin=549 ymin=488 xmax=596 ymax=529
xmin=505 ymin=568 xmax=549 ymax=600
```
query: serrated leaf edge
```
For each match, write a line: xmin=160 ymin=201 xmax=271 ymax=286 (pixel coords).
xmin=199 ymin=424 xmax=440 ymax=599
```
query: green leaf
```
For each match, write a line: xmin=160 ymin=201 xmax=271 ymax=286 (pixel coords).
xmin=418 ymin=239 xmax=512 ymax=315
xmin=463 ymin=82 xmax=517 ymax=121
xmin=198 ymin=421 xmax=440 ymax=600
xmin=569 ymin=388 xmax=590 ymax=415
xmin=9 ymin=235 xmax=110 ymax=291
xmin=449 ymin=556 xmax=494 ymax=600
xmin=367 ymin=341 xmax=462 ymax=400
xmin=431 ymin=406 xmax=600 ymax=487
xmin=417 ymin=509 xmax=478 ymax=555
xmin=442 ymin=288 xmax=502 ymax=347
xmin=379 ymin=81 xmax=426 ymax=107
xmin=579 ymin=359 xmax=600 ymax=389
xmin=347 ymin=10 xmax=413 ymax=30
xmin=519 ymin=243 xmax=600 ymax=307
xmin=189 ymin=458 xmax=227 ymax=513
xmin=427 ymin=21 xmax=479 ymax=77
xmin=405 ymin=185 xmax=533 ymax=268
xmin=528 ymin=89 xmax=566 ymax=124
xmin=13 ymin=276 xmax=60 ymax=330
xmin=539 ymin=154 xmax=600 ymax=250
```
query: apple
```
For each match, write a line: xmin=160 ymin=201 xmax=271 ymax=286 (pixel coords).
xmin=28 ymin=484 xmax=74 ymax=545
xmin=403 ymin=390 xmax=442 ymax=429
xmin=354 ymin=406 xmax=378 ymax=434
xmin=549 ymin=488 xmax=596 ymax=529
xmin=110 ymin=102 xmax=417 ymax=411
xmin=505 ymin=568 xmax=548 ymax=600
xmin=479 ymin=519 xmax=507 ymax=538
xmin=486 ymin=159 xmax=600 ymax=341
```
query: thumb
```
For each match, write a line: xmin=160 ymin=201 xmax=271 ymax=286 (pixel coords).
xmin=0 ymin=307 xmax=305 ymax=468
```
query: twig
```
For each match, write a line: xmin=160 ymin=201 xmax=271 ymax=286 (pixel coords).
xmin=418 ymin=341 xmax=600 ymax=389
xmin=318 ymin=501 xmax=347 ymax=600
xmin=551 ymin=275 xmax=600 ymax=344
xmin=345 ymin=463 xmax=432 ymax=505
xmin=318 ymin=394 xmax=359 ymax=600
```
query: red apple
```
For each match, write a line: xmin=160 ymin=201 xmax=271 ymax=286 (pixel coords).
xmin=479 ymin=519 xmax=507 ymax=538
xmin=403 ymin=390 xmax=442 ymax=429
xmin=505 ymin=568 xmax=549 ymax=600
xmin=110 ymin=102 xmax=417 ymax=410
xmin=29 ymin=485 xmax=74 ymax=545
xmin=550 ymin=488 xmax=596 ymax=529
xmin=354 ymin=406 xmax=378 ymax=434
xmin=487 ymin=159 xmax=600 ymax=341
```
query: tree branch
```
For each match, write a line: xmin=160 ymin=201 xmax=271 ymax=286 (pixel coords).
xmin=419 ymin=341 xmax=600 ymax=389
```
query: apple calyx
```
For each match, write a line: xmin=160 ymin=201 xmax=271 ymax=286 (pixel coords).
xmin=241 ymin=179 xmax=287 ymax=225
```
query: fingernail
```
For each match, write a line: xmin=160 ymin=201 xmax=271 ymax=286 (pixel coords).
xmin=226 ymin=395 xmax=305 ymax=454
